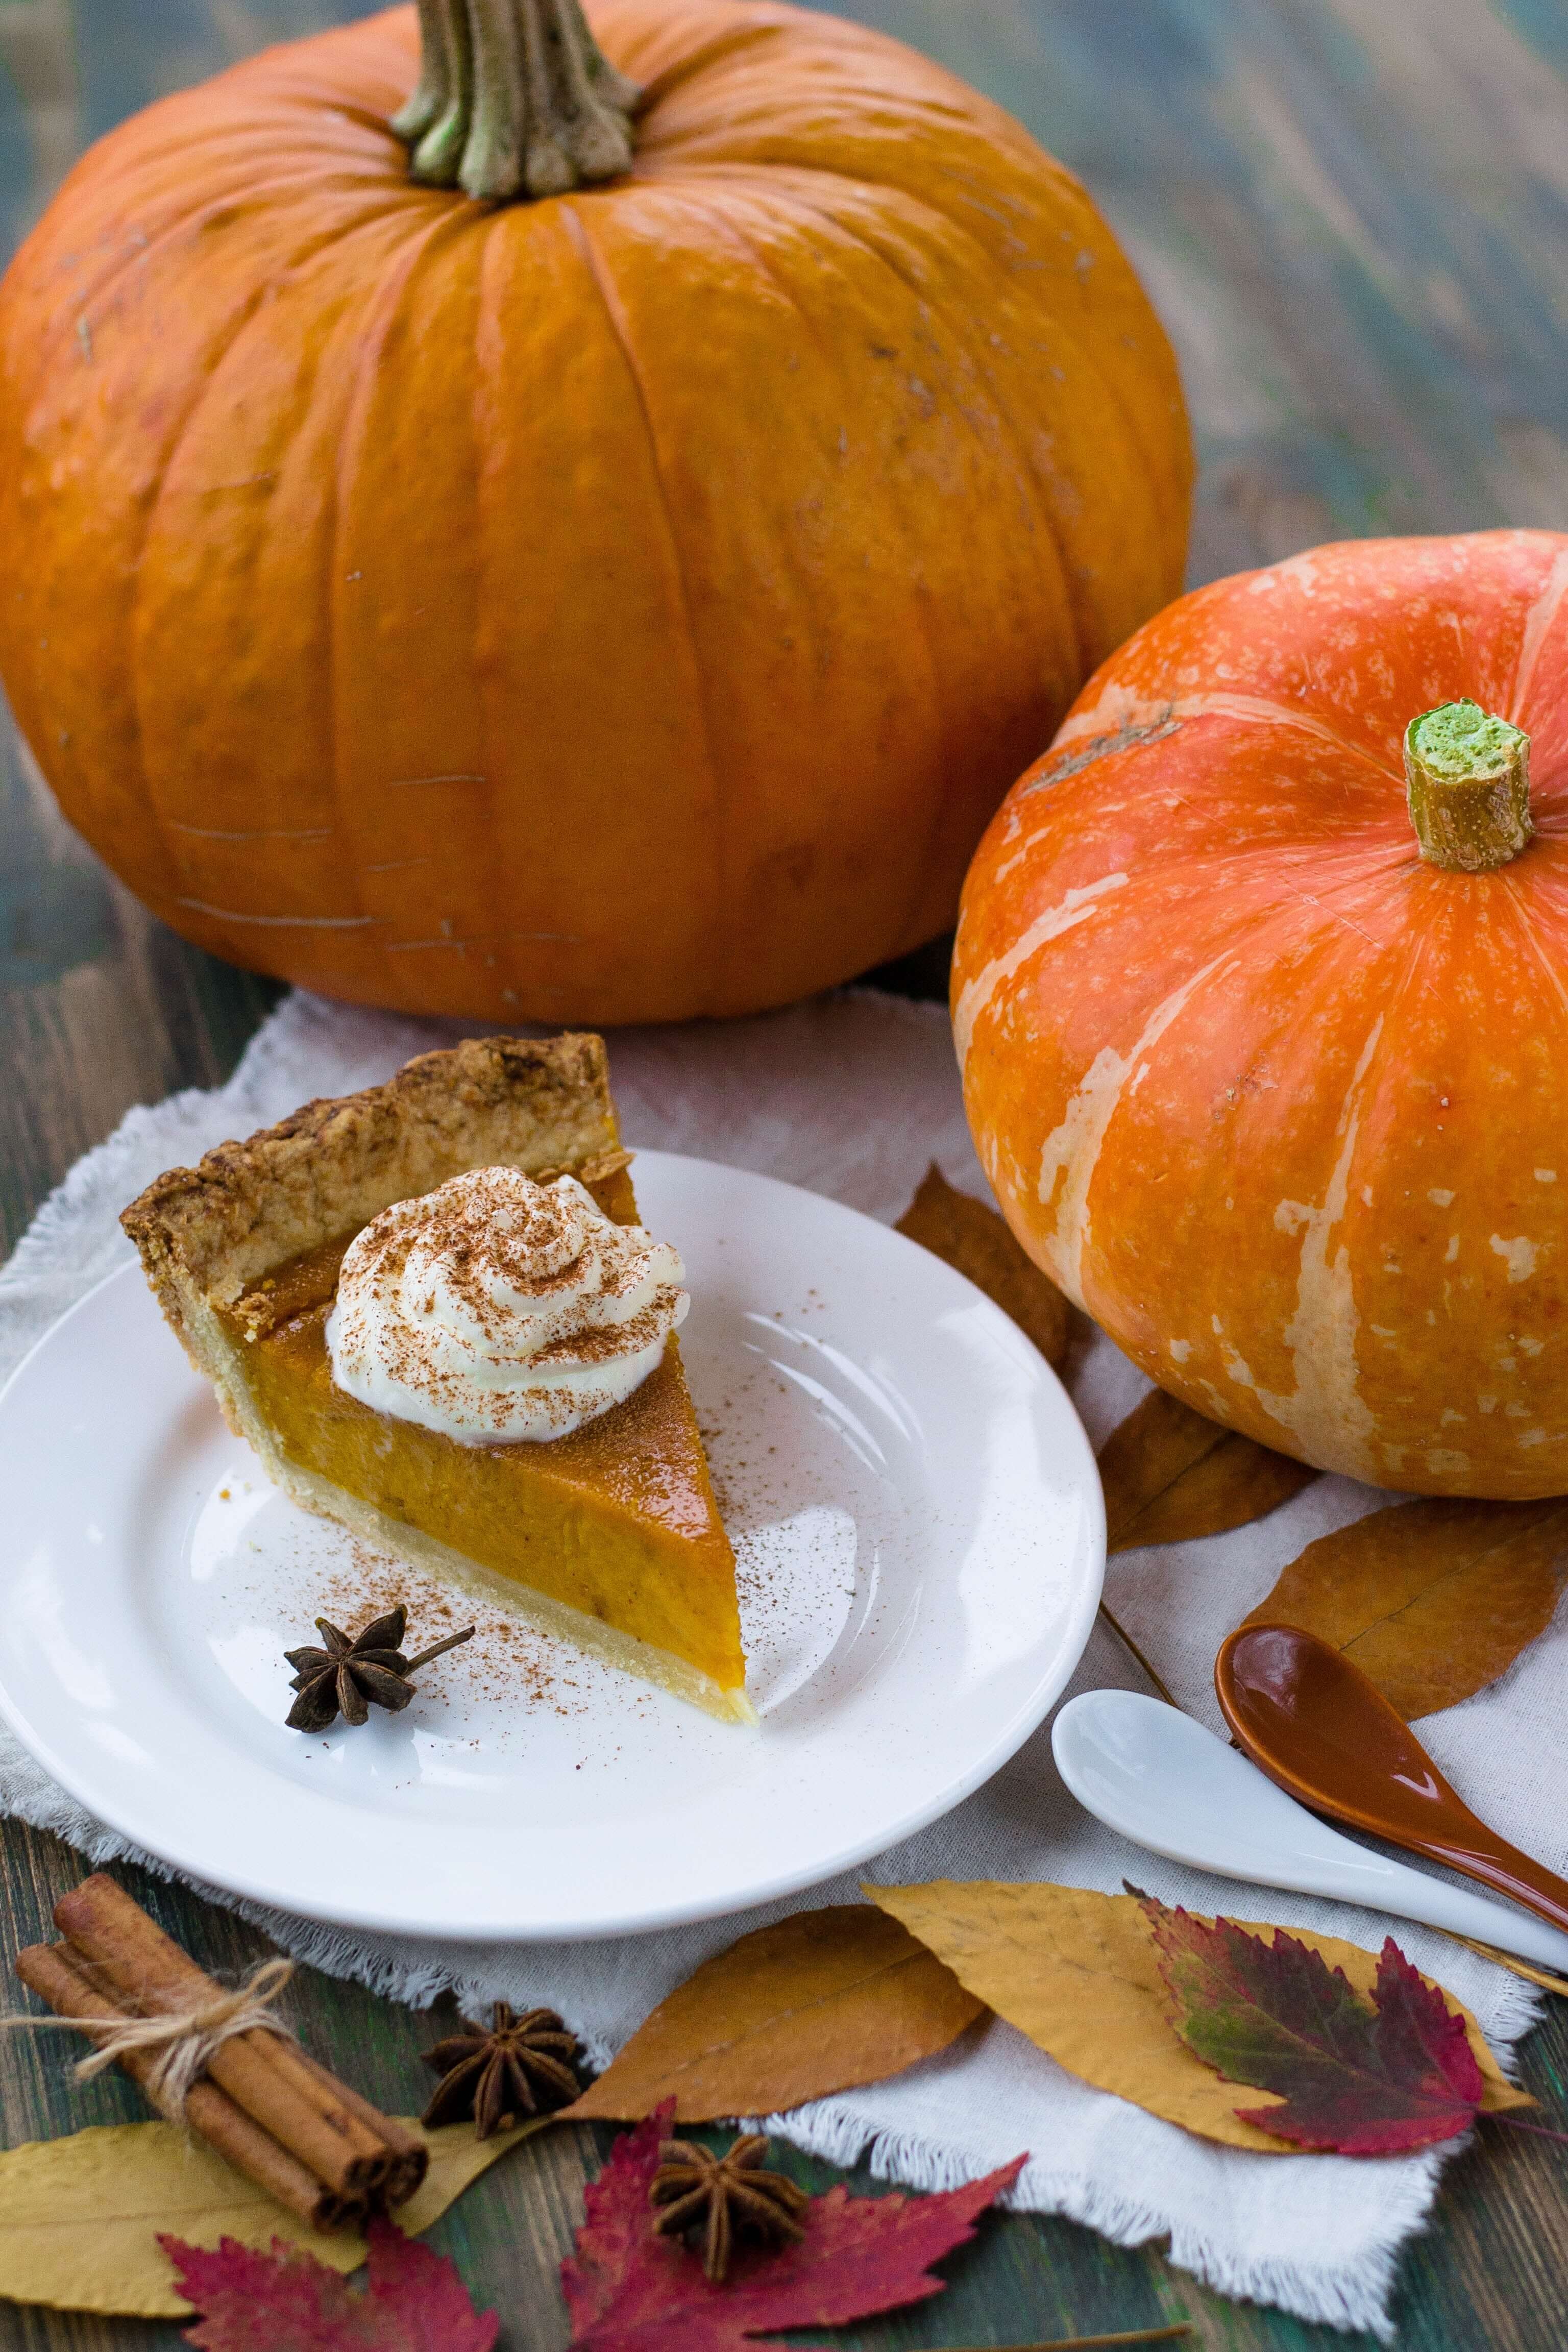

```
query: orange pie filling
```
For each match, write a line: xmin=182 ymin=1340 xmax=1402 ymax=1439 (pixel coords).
xmin=218 ymin=1167 xmax=746 ymax=1715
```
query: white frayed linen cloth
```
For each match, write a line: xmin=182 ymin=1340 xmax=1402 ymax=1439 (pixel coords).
xmin=1 ymin=985 xmax=1557 ymax=2338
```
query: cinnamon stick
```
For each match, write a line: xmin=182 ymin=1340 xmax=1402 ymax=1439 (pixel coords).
xmin=292 ymin=2044 xmax=429 ymax=2205
xmin=14 ymin=1942 xmax=364 ymax=2233
xmin=52 ymin=1876 xmax=420 ymax=2207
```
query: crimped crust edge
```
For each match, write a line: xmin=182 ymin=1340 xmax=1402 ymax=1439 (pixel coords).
xmin=120 ymin=1033 xmax=625 ymax=1354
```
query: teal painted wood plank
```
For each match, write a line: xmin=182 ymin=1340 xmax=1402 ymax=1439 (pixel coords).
xmin=1496 ymin=0 xmax=1568 ymax=73
xmin=69 ymin=0 xmax=368 ymax=131
xmin=793 ymin=0 xmax=1568 ymax=582
xmin=0 ymin=47 xmax=32 ymax=261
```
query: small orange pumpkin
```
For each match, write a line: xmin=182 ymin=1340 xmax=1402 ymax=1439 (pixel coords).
xmin=0 ymin=0 xmax=1190 ymax=1025
xmin=955 ymin=530 xmax=1568 ymax=1500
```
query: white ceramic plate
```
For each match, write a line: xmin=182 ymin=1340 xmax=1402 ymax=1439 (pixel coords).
xmin=0 ymin=1153 xmax=1102 ymax=1941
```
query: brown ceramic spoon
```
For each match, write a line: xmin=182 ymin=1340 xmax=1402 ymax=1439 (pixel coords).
xmin=1215 ymin=1622 xmax=1568 ymax=1938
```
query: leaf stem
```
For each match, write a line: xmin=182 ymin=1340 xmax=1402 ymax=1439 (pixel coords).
xmin=1490 ymin=2111 xmax=1568 ymax=2151
xmin=1097 ymin=1601 xmax=1179 ymax=1710
xmin=1446 ymin=1933 xmax=1568 ymax=2000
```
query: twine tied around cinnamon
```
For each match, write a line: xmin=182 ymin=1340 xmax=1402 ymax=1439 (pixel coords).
xmin=15 ymin=1877 xmax=427 ymax=2230
xmin=2 ymin=1953 xmax=297 ymax=2119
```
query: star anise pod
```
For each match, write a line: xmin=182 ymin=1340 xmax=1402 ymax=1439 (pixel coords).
xmin=649 ymin=2134 xmax=809 ymax=2283
xmin=284 ymin=1603 xmax=474 ymax=1732
xmin=420 ymin=2002 xmax=583 ymax=2137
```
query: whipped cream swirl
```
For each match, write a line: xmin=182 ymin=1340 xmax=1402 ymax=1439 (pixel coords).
xmin=325 ymin=1166 xmax=688 ymax=1443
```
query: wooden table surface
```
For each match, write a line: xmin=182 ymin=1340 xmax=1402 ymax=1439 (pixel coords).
xmin=4 ymin=3 xmax=1568 ymax=2346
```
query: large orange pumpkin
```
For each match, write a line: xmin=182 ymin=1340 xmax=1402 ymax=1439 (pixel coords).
xmin=955 ymin=530 xmax=1568 ymax=1500
xmin=0 ymin=0 xmax=1190 ymax=1025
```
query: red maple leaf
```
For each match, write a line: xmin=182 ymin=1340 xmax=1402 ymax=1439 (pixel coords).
xmin=560 ymin=2101 xmax=1024 ymax=2349
xmin=1140 ymin=1892 xmax=1483 ymax=2155
xmin=160 ymin=2216 xmax=498 ymax=2352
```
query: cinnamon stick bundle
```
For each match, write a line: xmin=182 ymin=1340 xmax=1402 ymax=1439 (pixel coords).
xmin=16 ymin=1874 xmax=426 ymax=2232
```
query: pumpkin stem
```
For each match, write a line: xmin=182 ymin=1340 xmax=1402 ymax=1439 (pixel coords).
xmin=1403 ymin=699 xmax=1533 ymax=872
xmin=394 ymin=0 xmax=641 ymax=202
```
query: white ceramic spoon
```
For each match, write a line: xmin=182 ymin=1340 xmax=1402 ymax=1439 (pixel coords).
xmin=1051 ymin=1687 xmax=1568 ymax=1974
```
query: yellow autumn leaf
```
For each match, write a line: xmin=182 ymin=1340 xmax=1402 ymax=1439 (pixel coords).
xmin=867 ymin=1880 xmax=1528 ymax=2153
xmin=0 ymin=2113 xmax=549 ymax=2318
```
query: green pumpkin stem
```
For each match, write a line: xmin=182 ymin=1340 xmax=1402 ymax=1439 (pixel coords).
xmin=1403 ymin=699 xmax=1533 ymax=872
xmin=394 ymin=0 xmax=641 ymax=202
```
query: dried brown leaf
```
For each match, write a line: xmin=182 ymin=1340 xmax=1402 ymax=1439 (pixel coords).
xmin=896 ymin=1165 xmax=1071 ymax=1369
xmin=1099 ymin=1389 xmax=1317 ymax=1553
xmin=567 ymin=1905 xmax=985 ymax=2122
xmin=1240 ymin=1496 xmax=1568 ymax=1719
xmin=867 ymin=1881 xmax=1527 ymax=2154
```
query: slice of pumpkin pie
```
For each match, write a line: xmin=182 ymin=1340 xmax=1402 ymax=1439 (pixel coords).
xmin=121 ymin=1034 xmax=750 ymax=1722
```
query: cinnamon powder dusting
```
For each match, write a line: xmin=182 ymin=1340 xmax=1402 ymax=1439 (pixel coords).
xmin=326 ymin=1166 xmax=689 ymax=1442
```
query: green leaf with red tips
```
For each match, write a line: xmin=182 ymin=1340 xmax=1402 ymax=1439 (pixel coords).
xmin=1139 ymin=1893 xmax=1483 ymax=2155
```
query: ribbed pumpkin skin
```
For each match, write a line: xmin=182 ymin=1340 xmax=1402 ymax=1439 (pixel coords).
xmin=955 ymin=531 xmax=1568 ymax=1500
xmin=0 ymin=0 xmax=1189 ymax=1025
